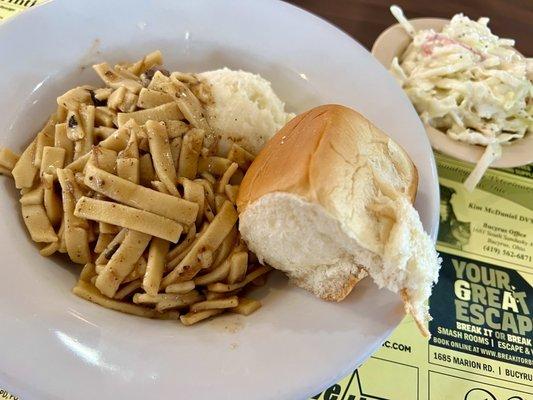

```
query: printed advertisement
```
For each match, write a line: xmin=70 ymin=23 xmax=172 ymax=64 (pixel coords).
xmin=311 ymin=155 xmax=532 ymax=400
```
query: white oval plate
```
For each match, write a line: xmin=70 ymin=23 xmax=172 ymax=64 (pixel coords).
xmin=371 ymin=18 xmax=533 ymax=168
xmin=0 ymin=1 xmax=439 ymax=399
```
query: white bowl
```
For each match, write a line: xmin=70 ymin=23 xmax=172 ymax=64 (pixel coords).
xmin=0 ymin=1 xmax=439 ymax=399
xmin=372 ymin=18 xmax=533 ymax=168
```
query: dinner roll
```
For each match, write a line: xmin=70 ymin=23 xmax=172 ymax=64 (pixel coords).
xmin=237 ymin=105 xmax=440 ymax=335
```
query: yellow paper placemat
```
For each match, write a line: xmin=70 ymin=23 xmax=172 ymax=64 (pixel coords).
xmin=0 ymin=0 xmax=38 ymax=20
xmin=1 ymin=2 xmax=531 ymax=399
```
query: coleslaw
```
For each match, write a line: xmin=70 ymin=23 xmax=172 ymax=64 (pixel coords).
xmin=390 ymin=6 xmax=532 ymax=191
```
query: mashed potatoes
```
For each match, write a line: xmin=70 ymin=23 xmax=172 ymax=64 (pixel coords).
xmin=198 ymin=68 xmax=295 ymax=155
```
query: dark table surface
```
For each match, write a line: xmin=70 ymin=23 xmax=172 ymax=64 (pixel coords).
xmin=286 ymin=0 xmax=532 ymax=56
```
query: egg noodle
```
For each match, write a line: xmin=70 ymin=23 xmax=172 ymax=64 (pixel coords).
xmin=390 ymin=6 xmax=532 ymax=191
xmin=0 ymin=51 xmax=270 ymax=325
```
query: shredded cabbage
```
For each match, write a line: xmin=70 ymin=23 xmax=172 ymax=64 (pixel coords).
xmin=390 ymin=6 xmax=532 ymax=191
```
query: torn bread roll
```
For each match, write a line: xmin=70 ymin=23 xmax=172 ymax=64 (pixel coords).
xmin=237 ymin=104 xmax=440 ymax=335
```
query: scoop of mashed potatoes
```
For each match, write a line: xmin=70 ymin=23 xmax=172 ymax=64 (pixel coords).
xmin=198 ymin=68 xmax=295 ymax=155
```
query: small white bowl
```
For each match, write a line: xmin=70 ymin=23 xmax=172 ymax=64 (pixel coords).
xmin=372 ymin=18 xmax=533 ymax=168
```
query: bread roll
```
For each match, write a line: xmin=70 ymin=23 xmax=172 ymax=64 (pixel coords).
xmin=237 ymin=104 xmax=440 ymax=335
